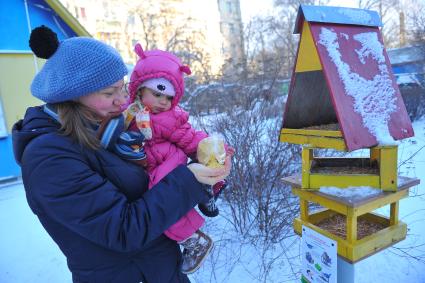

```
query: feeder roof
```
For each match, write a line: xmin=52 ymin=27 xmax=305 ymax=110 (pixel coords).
xmin=283 ymin=10 xmax=414 ymax=151
xmin=294 ymin=4 xmax=382 ymax=34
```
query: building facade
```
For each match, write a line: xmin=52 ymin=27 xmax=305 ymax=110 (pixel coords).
xmin=217 ymin=0 xmax=246 ymax=76
xmin=60 ymin=0 xmax=245 ymax=78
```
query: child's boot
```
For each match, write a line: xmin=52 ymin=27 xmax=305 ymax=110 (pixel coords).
xmin=179 ymin=230 xmax=213 ymax=274
xmin=198 ymin=196 xmax=219 ymax=217
xmin=198 ymin=180 xmax=227 ymax=217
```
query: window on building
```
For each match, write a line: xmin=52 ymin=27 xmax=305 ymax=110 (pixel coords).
xmin=74 ymin=6 xmax=79 ymax=18
xmin=128 ymin=14 xmax=135 ymax=25
xmin=103 ymin=2 xmax=109 ymax=18
xmin=80 ymin=7 xmax=86 ymax=19
xmin=226 ymin=1 xmax=232 ymax=13
xmin=229 ymin=23 xmax=235 ymax=33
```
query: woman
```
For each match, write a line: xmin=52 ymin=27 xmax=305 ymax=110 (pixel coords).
xmin=12 ymin=26 xmax=231 ymax=283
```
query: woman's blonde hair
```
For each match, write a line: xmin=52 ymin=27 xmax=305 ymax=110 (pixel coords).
xmin=55 ymin=101 xmax=101 ymax=150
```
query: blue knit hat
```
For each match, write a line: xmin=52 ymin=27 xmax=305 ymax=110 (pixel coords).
xmin=29 ymin=26 xmax=128 ymax=103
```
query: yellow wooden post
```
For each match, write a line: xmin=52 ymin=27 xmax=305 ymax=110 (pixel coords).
xmin=379 ymin=146 xmax=398 ymax=191
xmin=302 ymin=147 xmax=313 ymax=188
xmin=300 ymin=199 xmax=309 ymax=221
xmin=390 ymin=202 xmax=399 ymax=225
xmin=346 ymin=209 xmax=357 ymax=243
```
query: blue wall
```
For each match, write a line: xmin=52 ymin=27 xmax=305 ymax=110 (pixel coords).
xmin=0 ymin=0 xmax=77 ymax=51
xmin=0 ymin=135 xmax=21 ymax=178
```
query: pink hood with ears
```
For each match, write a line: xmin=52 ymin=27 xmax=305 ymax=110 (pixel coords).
xmin=128 ymin=43 xmax=191 ymax=108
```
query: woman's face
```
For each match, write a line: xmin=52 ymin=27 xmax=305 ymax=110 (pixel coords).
xmin=140 ymin=87 xmax=173 ymax=114
xmin=79 ymin=80 xmax=128 ymax=118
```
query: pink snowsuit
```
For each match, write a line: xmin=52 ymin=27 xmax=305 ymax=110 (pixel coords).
xmin=129 ymin=107 xmax=208 ymax=241
xmin=127 ymin=44 xmax=208 ymax=242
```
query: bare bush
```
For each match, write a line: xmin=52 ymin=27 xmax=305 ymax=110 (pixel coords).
xmin=193 ymin=97 xmax=301 ymax=245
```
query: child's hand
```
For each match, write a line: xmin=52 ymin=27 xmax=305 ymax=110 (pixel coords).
xmin=226 ymin=146 xmax=235 ymax=157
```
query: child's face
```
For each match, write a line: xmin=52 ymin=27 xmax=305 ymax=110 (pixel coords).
xmin=139 ymin=87 xmax=173 ymax=113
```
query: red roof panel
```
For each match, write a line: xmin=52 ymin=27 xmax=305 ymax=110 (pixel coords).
xmin=309 ymin=23 xmax=414 ymax=151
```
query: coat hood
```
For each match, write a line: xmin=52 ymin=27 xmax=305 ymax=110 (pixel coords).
xmin=128 ymin=44 xmax=191 ymax=108
xmin=12 ymin=105 xmax=60 ymax=165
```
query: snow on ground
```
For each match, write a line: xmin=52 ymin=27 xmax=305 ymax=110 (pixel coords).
xmin=0 ymin=181 xmax=71 ymax=282
xmin=1 ymin=118 xmax=425 ymax=282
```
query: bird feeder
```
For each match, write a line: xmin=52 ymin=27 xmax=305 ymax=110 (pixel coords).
xmin=280 ymin=4 xmax=420 ymax=264
xmin=280 ymin=4 xmax=414 ymax=192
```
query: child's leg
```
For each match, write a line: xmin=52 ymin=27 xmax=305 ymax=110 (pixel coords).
xmin=162 ymin=209 xmax=211 ymax=273
xmin=163 ymin=209 xmax=205 ymax=242
xmin=178 ymin=230 xmax=213 ymax=274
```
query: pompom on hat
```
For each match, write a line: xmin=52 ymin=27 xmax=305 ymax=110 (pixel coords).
xmin=128 ymin=43 xmax=191 ymax=107
xmin=29 ymin=25 xmax=128 ymax=103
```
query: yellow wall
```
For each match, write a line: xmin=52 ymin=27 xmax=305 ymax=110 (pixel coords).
xmin=0 ymin=53 xmax=44 ymax=133
xmin=295 ymin=21 xmax=322 ymax=73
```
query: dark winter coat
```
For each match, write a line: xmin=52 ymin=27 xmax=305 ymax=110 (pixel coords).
xmin=12 ymin=105 xmax=209 ymax=283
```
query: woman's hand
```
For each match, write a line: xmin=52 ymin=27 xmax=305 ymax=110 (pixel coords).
xmin=188 ymin=155 xmax=232 ymax=186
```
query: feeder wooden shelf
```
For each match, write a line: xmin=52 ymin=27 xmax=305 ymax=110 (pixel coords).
xmin=282 ymin=174 xmax=420 ymax=263
xmin=280 ymin=127 xmax=347 ymax=151
xmin=302 ymin=145 xmax=398 ymax=191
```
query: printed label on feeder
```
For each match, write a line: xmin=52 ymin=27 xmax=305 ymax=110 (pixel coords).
xmin=301 ymin=225 xmax=337 ymax=283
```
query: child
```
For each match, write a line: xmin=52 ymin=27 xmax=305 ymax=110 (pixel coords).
xmin=99 ymin=43 xmax=232 ymax=274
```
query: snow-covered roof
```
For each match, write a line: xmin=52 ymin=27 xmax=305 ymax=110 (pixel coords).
xmin=387 ymin=45 xmax=425 ymax=65
xmin=318 ymin=28 xmax=398 ymax=145
xmin=284 ymin=21 xmax=414 ymax=151
xmin=294 ymin=4 xmax=382 ymax=34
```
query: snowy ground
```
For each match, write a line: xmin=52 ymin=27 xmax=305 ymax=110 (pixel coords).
xmin=1 ymin=118 xmax=425 ymax=283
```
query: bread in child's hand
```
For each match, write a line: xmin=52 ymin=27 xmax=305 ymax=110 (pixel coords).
xmin=197 ymin=135 xmax=226 ymax=168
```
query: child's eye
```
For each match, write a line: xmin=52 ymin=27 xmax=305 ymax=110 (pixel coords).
xmin=102 ymin=92 xmax=114 ymax=96
xmin=166 ymin=96 xmax=173 ymax=101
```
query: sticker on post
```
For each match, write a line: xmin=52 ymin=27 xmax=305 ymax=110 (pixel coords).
xmin=301 ymin=225 xmax=337 ymax=283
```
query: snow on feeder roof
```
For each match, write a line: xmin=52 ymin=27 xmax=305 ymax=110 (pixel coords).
xmin=281 ymin=5 xmax=413 ymax=152
xmin=294 ymin=4 xmax=382 ymax=34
